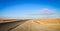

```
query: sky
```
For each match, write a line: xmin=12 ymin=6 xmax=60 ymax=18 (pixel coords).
xmin=0 ymin=0 xmax=60 ymax=18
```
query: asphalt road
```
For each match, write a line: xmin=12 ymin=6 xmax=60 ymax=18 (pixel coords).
xmin=0 ymin=19 xmax=29 ymax=31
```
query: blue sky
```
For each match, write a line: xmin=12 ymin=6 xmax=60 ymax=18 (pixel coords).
xmin=0 ymin=0 xmax=60 ymax=18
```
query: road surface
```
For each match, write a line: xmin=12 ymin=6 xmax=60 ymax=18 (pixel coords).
xmin=0 ymin=19 xmax=29 ymax=31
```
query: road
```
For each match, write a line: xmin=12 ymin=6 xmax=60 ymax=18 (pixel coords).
xmin=0 ymin=19 xmax=29 ymax=31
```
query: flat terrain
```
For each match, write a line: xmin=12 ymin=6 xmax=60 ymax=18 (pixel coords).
xmin=34 ymin=18 xmax=60 ymax=24
xmin=0 ymin=18 xmax=60 ymax=31
xmin=0 ymin=18 xmax=27 ymax=23
xmin=0 ymin=18 xmax=30 ymax=31
xmin=10 ymin=18 xmax=60 ymax=31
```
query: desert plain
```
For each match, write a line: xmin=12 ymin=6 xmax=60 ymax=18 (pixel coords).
xmin=0 ymin=18 xmax=60 ymax=31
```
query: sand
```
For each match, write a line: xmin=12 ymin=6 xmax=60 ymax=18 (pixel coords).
xmin=10 ymin=18 xmax=60 ymax=31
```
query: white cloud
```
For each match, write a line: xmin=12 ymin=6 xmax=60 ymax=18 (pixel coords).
xmin=30 ymin=8 xmax=57 ymax=15
xmin=26 ymin=8 xmax=60 ymax=18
